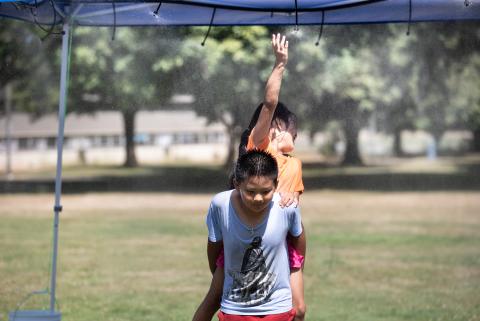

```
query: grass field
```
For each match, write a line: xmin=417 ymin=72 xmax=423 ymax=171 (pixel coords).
xmin=1 ymin=191 xmax=479 ymax=321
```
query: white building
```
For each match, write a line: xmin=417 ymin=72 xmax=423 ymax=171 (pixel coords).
xmin=0 ymin=110 xmax=228 ymax=170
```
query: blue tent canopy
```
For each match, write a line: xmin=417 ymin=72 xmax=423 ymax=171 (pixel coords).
xmin=1 ymin=0 xmax=479 ymax=27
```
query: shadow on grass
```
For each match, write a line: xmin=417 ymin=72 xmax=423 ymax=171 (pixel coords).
xmin=303 ymin=171 xmax=480 ymax=191
xmin=0 ymin=166 xmax=231 ymax=194
xmin=1 ymin=158 xmax=480 ymax=193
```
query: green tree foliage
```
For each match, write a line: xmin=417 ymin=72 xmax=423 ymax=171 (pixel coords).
xmin=286 ymin=22 xmax=480 ymax=163
xmin=448 ymin=53 xmax=480 ymax=150
xmin=380 ymin=22 xmax=480 ymax=154
xmin=0 ymin=20 xmax=37 ymax=88
xmin=68 ymin=26 xmax=186 ymax=166
xmin=286 ymin=26 xmax=391 ymax=165
xmin=0 ymin=20 xmax=58 ymax=116
xmin=425 ymin=22 xmax=480 ymax=151
xmin=178 ymin=26 xmax=272 ymax=167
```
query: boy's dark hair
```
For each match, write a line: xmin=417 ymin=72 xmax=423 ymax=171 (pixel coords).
xmin=234 ymin=149 xmax=278 ymax=185
xmin=238 ymin=102 xmax=298 ymax=158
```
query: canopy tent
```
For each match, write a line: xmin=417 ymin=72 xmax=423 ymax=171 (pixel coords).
xmin=1 ymin=0 xmax=479 ymax=27
xmin=1 ymin=1 xmax=480 ymax=320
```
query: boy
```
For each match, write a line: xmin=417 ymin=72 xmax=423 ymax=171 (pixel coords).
xmin=204 ymin=149 xmax=304 ymax=321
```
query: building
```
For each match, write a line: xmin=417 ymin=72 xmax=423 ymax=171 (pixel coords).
xmin=0 ymin=110 xmax=228 ymax=170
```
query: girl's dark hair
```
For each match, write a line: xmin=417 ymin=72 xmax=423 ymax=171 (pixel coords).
xmin=237 ymin=102 xmax=298 ymax=158
xmin=234 ymin=149 xmax=278 ymax=184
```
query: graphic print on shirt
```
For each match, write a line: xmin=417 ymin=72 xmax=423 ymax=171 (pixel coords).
xmin=227 ymin=236 xmax=277 ymax=305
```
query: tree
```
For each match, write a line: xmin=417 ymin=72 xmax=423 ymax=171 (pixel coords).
xmin=287 ymin=22 xmax=480 ymax=163
xmin=68 ymin=26 xmax=186 ymax=167
xmin=178 ymin=26 xmax=272 ymax=168
xmin=447 ymin=49 xmax=480 ymax=151
xmin=287 ymin=26 xmax=391 ymax=165
xmin=370 ymin=25 xmax=418 ymax=157
xmin=1 ymin=20 xmax=60 ymax=177
xmin=0 ymin=20 xmax=58 ymax=115
xmin=405 ymin=22 xmax=480 ymax=154
xmin=1 ymin=20 xmax=36 ymax=90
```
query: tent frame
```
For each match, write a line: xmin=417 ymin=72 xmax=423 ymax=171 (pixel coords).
xmin=49 ymin=20 xmax=70 ymax=314
xmin=7 ymin=18 xmax=70 ymax=321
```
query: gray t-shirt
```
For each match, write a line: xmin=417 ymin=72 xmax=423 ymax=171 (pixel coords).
xmin=206 ymin=190 xmax=303 ymax=315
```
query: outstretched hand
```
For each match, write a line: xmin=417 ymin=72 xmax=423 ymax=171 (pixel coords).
xmin=272 ymin=33 xmax=288 ymax=67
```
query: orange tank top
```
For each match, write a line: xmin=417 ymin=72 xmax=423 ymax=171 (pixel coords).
xmin=247 ymin=135 xmax=304 ymax=193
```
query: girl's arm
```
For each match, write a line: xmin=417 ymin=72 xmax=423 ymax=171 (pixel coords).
xmin=289 ymin=229 xmax=307 ymax=321
xmin=289 ymin=206 xmax=307 ymax=268
xmin=250 ymin=33 xmax=288 ymax=147
xmin=289 ymin=227 xmax=306 ymax=261
xmin=207 ymin=240 xmax=223 ymax=274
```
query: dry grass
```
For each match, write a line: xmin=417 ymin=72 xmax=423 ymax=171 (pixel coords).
xmin=1 ymin=191 xmax=479 ymax=321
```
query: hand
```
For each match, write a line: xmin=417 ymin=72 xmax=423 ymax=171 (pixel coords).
xmin=279 ymin=191 xmax=298 ymax=208
xmin=272 ymin=33 xmax=288 ymax=68
xmin=293 ymin=192 xmax=300 ymax=207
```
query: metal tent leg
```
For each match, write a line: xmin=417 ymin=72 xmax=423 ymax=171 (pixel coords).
xmin=50 ymin=21 xmax=70 ymax=314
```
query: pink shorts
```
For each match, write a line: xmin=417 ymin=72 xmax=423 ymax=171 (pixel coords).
xmin=218 ymin=308 xmax=296 ymax=321
xmin=216 ymin=241 xmax=304 ymax=269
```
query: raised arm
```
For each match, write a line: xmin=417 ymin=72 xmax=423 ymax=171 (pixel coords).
xmin=250 ymin=33 xmax=289 ymax=147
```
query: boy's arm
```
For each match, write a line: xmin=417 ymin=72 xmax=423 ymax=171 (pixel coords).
xmin=207 ymin=240 xmax=223 ymax=274
xmin=250 ymin=33 xmax=288 ymax=147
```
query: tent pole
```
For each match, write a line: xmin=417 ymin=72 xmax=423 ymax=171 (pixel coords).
xmin=50 ymin=21 xmax=70 ymax=313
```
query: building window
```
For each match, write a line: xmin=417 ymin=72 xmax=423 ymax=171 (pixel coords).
xmin=154 ymin=134 xmax=173 ymax=147
xmin=101 ymin=136 xmax=109 ymax=146
xmin=175 ymin=132 xmax=197 ymax=144
xmin=47 ymin=137 xmax=56 ymax=149
xmin=207 ymin=132 xmax=224 ymax=143
xmin=113 ymin=135 xmax=121 ymax=147
xmin=18 ymin=138 xmax=37 ymax=150
xmin=134 ymin=133 xmax=151 ymax=145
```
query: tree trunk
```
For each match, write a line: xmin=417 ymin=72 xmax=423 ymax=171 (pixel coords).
xmin=341 ymin=113 xmax=363 ymax=166
xmin=123 ymin=110 xmax=138 ymax=167
xmin=393 ymin=127 xmax=404 ymax=157
xmin=224 ymin=125 xmax=238 ymax=170
xmin=473 ymin=128 xmax=480 ymax=152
